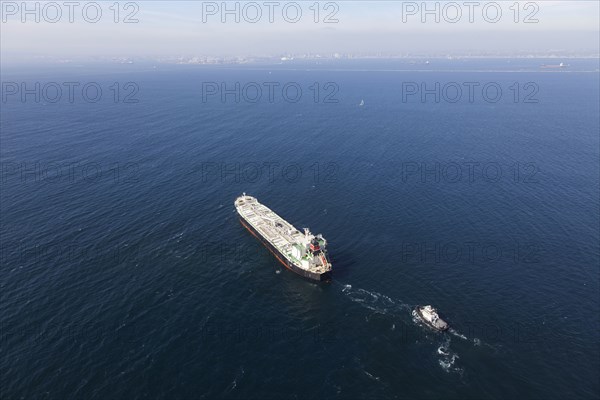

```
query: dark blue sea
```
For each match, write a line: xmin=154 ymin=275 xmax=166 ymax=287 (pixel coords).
xmin=1 ymin=59 xmax=599 ymax=399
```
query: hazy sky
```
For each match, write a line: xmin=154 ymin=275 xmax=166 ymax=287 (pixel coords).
xmin=1 ymin=1 xmax=599 ymax=62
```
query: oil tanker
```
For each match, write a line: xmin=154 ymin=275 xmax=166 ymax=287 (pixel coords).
xmin=235 ymin=193 xmax=332 ymax=281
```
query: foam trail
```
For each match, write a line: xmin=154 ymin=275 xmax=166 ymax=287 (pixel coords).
xmin=449 ymin=328 xmax=468 ymax=340
xmin=339 ymin=282 xmax=411 ymax=316
xmin=224 ymin=366 xmax=245 ymax=394
xmin=450 ymin=327 xmax=495 ymax=350
xmin=436 ymin=336 xmax=464 ymax=375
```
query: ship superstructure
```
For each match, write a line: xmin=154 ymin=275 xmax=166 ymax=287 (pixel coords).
xmin=413 ymin=305 xmax=449 ymax=332
xmin=235 ymin=193 xmax=332 ymax=281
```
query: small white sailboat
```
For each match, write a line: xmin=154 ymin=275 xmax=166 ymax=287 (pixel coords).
xmin=359 ymin=99 xmax=365 ymax=106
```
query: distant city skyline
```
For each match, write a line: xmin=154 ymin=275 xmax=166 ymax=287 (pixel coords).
xmin=2 ymin=1 xmax=599 ymax=64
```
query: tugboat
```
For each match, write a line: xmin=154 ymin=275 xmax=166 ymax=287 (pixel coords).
xmin=413 ymin=305 xmax=449 ymax=332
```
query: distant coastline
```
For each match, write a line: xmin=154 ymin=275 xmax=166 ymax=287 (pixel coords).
xmin=2 ymin=53 xmax=599 ymax=68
